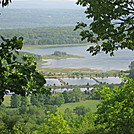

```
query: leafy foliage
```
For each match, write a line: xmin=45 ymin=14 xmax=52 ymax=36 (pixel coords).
xmin=30 ymin=88 xmax=87 ymax=107
xmin=63 ymin=88 xmax=85 ymax=103
xmin=75 ymin=0 xmax=134 ymax=56
xmin=0 ymin=95 xmax=100 ymax=133
xmin=0 ymin=0 xmax=11 ymax=7
xmin=40 ymin=112 xmax=71 ymax=134
xmin=11 ymin=94 xmax=21 ymax=108
xmin=30 ymin=93 xmax=65 ymax=107
xmin=0 ymin=36 xmax=50 ymax=104
xmin=68 ymin=112 xmax=94 ymax=134
xmin=73 ymin=105 xmax=91 ymax=116
xmin=94 ymin=77 xmax=134 ymax=134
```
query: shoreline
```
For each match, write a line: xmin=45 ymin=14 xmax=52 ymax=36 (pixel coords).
xmin=38 ymin=67 xmax=122 ymax=78
xmin=22 ymin=43 xmax=90 ymax=50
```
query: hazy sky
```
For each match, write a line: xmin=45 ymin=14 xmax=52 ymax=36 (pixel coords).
xmin=13 ymin=0 xmax=77 ymax=2
xmin=8 ymin=0 xmax=80 ymax=9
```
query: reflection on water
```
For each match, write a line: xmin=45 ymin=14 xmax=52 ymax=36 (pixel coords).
xmin=95 ymin=77 xmax=122 ymax=84
xmin=45 ymin=77 xmax=122 ymax=86
xmin=45 ymin=77 xmax=122 ymax=92
xmin=45 ymin=79 xmax=61 ymax=86
xmin=61 ymin=77 xmax=96 ymax=85
xmin=22 ymin=45 xmax=134 ymax=71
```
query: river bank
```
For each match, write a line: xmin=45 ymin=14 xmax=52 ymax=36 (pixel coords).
xmin=22 ymin=44 xmax=133 ymax=73
xmin=22 ymin=43 xmax=89 ymax=50
xmin=39 ymin=67 xmax=121 ymax=78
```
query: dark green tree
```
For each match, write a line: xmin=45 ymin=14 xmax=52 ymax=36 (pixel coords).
xmin=19 ymin=105 xmax=28 ymax=114
xmin=30 ymin=94 xmax=38 ymax=105
xmin=73 ymin=106 xmax=91 ymax=116
xmin=0 ymin=36 xmax=50 ymax=105
xmin=21 ymin=96 xmax=29 ymax=106
xmin=38 ymin=94 xmax=44 ymax=103
xmin=128 ymin=61 xmax=134 ymax=78
xmin=44 ymin=105 xmax=58 ymax=114
xmin=1 ymin=111 xmax=20 ymax=133
xmin=11 ymin=94 xmax=21 ymax=108
xmin=75 ymin=0 xmax=134 ymax=56
xmin=27 ymin=105 xmax=40 ymax=115
xmin=63 ymin=88 xmax=85 ymax=103
xmin=62 ymin=91 xmax=70 ymax=103
xmin=54 ymin=94 xmax=65 ymax=106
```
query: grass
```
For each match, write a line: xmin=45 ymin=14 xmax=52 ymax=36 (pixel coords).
xmin=2 ymin=95 xmax=11 ymax=107
xmin=58 ymin=100 xmax=101 ymax=113
xmin=2 ymin=95 xmax=100 ymax=114
xmin=40 ymin=67 xmax=102 ymax=74
xmin=22 ymin=43 xmax=89 ymax=50
xmin=39 ymin=67 xmax=120 ymax=78
xmin=42 ymin=54 xmax=84 ymax=59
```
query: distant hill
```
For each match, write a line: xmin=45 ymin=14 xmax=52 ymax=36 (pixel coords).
xmin=0 ymin=8 xmax=89 ymax=29
xmin=8 ymin=1 xmax=80 ymax=9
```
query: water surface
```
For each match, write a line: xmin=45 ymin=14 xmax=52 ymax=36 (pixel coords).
xmin=22 ymin=45 xmax=134 ymax=71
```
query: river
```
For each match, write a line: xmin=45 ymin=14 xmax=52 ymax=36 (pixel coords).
xmin=22 ymin=45 xmax=134 ymax=71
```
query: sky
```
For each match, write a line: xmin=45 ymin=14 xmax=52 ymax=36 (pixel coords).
xmin=13 ymin=0 xmax=77 ymax=1
xmin=7 ymin=0 xmax=80 ymax=9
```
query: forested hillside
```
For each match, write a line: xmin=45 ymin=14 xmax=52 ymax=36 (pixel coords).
xmin=0 ymin=27 xmax=87 ymax=45
xmin=0 ymin=89 xmax=100 ymax=133
xmin=0 ymin=9 xmax=88 ymax=29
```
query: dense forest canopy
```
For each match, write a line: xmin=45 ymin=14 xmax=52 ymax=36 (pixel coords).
xmin=0 ymin=27 xmax=87 ymax=45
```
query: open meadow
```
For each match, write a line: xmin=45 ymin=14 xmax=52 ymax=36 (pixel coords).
xmin=3 ymin=95 xmax=100 ymax=113
xmin=58 ymin=100 xmax=100 ymax=113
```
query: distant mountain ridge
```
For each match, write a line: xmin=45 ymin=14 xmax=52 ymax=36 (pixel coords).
xmin=0 ymin=8 xmax=89 ymax=29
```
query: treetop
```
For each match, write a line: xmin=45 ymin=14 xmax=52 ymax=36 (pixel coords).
xmin=75 ymin=0 xmax=134 ymax=56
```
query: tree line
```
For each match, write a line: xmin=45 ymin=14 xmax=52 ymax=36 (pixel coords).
xmin=1 ymin=77 xmax=134 ymax=134
xmin=10 ymin=88 xmax=99 ymax=108
xmin=0 ymin=27 xmax=87 ymax=45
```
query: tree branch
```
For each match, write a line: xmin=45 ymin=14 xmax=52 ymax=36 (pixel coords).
xmin=0 ymin=0 xmax=12 ymax=7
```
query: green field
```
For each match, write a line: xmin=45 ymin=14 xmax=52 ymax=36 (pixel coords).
xmin=58 ymin=100 xmax=101 ymax=113
xmin=2 ymin=95 xmax=11 ymax=107
xmin=22 ymin=43 xmax=89 ymax=50
xmin=3 ymin=95 xmax=100 ymax=113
